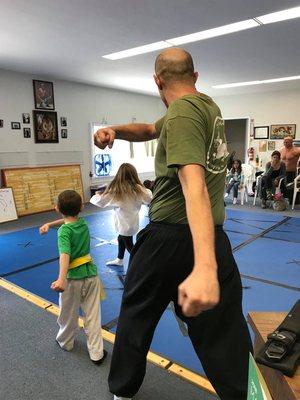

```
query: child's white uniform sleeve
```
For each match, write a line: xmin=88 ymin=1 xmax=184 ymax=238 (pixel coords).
xmin=141 ymin=188 xmax=153 ymax=205
xmin=90 ymin=193 xmax=115 ymax=208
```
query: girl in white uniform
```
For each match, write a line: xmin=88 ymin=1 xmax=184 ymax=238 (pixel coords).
xmin=90 ymin=163 xmax=152 ymax=266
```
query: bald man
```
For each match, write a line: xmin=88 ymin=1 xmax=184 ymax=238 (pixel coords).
xmin=280 ymin=136 xmax=300 ymax=184
xmin=95 ymin=48 xmax=252 ymax=400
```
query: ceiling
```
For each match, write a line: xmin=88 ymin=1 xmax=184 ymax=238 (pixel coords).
xmin=1 ymin=0 xmax=300 ymax=97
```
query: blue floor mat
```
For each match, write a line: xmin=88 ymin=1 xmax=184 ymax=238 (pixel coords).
xmin=0 ymin=227 xmax=58 ymax=276
xmin=242 ymin=278 xmax=299 ymax=314
xmin=235 ymin=238 xmax=300 ymax=288
xmin=1 ymin=208 xmax=284 ymax=277
xmin=226 ymin=231 xmax=252 ymax=249
xmin=225 ymin=209 xmax=284 ymax=223
xmin=286 ymin=217 xmax=300 ymax=227
xmin=225 ymin=219 xmax=267 ymax=235
xmin=264 ymin=218 xmax=300 ymax=243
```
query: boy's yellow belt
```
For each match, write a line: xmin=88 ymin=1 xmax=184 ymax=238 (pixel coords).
xmin=69 ymin=254 xmax=93 ymax=269
xmin=69 ymin=254 xmax=106 ymax=300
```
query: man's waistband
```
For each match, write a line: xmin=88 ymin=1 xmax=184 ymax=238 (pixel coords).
xmin=149 ymin=220 xmax=223 ymax=231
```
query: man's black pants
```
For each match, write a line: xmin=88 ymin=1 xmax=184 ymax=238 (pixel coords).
xmin=109 ymin=222 xmax=253 ymax=400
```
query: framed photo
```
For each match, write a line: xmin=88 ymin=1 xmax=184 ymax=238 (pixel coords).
xmin=270 ymin=124 xmax=296 ymax=139
xmin=267 ymin=141 xmax=276 ymax=151
xmin=60 ymin=117 xmax=67 ymax=127
xmin=254 ymin=126 xmax=269 ymax=139
xmin=259 ymin=140 xmax=267 ymax=152
xmin=0 ymin=119 xmax=3 ymax=128
xmin=33 ymin=110 xmax=58 ymax=143
xmin=33 ymin=80 xmax=55 ymax=110
xmin=11 ymin=122 xmax=21 ymax=130
xmin=61 ymin=129 xmax=68 ymax=139
xmin=23 ymin=128 xmax=31 ymax=138
xmin=22 ymin=113 xmax=30 ymax=124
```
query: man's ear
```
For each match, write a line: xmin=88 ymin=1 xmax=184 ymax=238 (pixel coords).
xmin=54 ymin=205 xmax=59 ymax=212
xmin=194 ymin=71 xmax=199 ymax=84
xmin=81 ymin=204 xmax=84 ymax=212
xmin=154 ymin=74 xmax=163 ymax=91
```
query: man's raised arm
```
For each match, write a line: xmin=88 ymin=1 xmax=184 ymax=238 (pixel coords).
xmin=94 ymin=123 xmax=157 ymax=150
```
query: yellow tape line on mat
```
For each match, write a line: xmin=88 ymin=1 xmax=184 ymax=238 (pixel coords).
xmin=0 ymin=278 xmax=215 ymax=394
xmin=168 ymin=364 xmax=215 ymax=394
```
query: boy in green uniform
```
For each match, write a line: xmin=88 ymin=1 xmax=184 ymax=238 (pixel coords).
xmin=40 ymin=190 xmax=106 ymax=364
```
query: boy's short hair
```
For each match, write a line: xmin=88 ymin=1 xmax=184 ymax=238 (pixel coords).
xmin=57 ymin=190 xmax=82 ymax=217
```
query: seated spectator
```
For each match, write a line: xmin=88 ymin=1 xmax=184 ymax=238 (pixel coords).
xmin=226 ymin=150 xmax=236 ymax=171
xmin=260 ymin=151 xmax=287 ymax=209
xmin=224 ymin=159 xmax=244 ymax=204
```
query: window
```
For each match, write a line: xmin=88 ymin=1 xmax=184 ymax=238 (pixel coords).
xmin=90 ymin=123 xmax=156 ymax=177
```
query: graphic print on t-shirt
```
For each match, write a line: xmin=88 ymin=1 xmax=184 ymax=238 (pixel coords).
xmin=206 ymin=116 xmax=229 ymax=174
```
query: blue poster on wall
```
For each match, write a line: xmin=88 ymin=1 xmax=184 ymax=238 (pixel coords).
xmin=94 ymin=154 xmax=112 ymax=176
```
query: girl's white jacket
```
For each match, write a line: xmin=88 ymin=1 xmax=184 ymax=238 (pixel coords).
xmin=90 ymin=187 xmax=152 ymax=236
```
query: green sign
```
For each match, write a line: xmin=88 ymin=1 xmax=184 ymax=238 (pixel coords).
xmin=247 ymin=353 xmax=271 ymax=400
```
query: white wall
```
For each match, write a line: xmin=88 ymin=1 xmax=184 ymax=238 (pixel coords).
xmin=0 ymin=69 xmax=162 ymax=199
xmin=214 ymin=88 xmax=300 ymax=166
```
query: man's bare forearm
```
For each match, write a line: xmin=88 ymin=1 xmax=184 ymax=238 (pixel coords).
xmin=113 ymin=123 xmax=157 ymax=142
xmin=179 ymin=165 xmax=217 ymax=271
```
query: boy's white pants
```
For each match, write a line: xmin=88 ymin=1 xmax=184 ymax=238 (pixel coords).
xmin=56 ymin=276 xmax=104 ymax=361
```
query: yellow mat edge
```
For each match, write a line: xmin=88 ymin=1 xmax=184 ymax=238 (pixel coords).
xmin=168 ymin=364 xmax=216 ymax=394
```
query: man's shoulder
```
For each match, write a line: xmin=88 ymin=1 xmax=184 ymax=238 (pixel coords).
xmin=167 ymin=94 xmax=209 ymax=120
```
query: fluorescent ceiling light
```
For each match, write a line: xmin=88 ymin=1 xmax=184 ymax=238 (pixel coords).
xmin=166 ymin=19 xmax=259 ymax=45
xmin=102 ymin=6 xmax=300 ymax=60
xmin=213 ymin=75 xmax=300 ymax=89
xmin=103 ymin=41 xmax=172 ymax=60
xmin=256 ymin=6 xmax=300 ymax=24
xmin=213 ymin=81 xmax=261 ymax=89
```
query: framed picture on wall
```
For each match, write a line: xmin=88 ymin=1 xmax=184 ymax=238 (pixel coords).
xmin=33 ymin=80 xmax=55 ymax=110
xmin=267 ymin=141 xmax=276 ymax=151
xmin=61 ymin=129 xmax=68 ymax=138
xmin=254 ymin=126 xmax=269 ymax=139
xmin=23 ymin=128 xmax=31 ymax=138
xmin=22 ymin=113 xmax=30 ymax=124
xmin=259 ymin=140 xmax=267 ymax=152
xmin=270 ymin=124 xmax=296 ymax=139
xmin=60 ymin=117 xmax=67 ymax=127
xmin=11 ymin=122 xmax=21 ymax=130
xmin=33 ymin=110 xmax=58 ymax=143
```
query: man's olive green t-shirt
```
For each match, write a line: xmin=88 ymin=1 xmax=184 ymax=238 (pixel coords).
xmin=149 ymin=93 xmax=228 ymax=225
xmin=58 ymin=217 xmax=98 ymax=279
